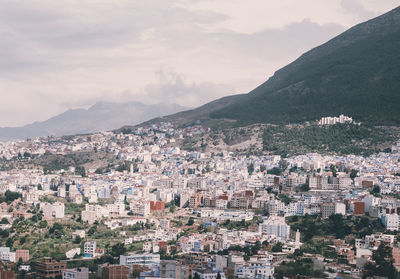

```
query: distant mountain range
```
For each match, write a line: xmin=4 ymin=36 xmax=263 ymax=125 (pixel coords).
xmin=0 ymin=102 xmax=186 ymax=140
xmin=129 ymin=5 xmax=400 ymax=129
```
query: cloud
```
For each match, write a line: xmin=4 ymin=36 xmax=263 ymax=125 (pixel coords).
xmin=59 ymin=68 xmax=235 ymax=109
xmin=143 ymin=68 xmax=235 ymax=107
xmin=341 ymin=0 xmax=376 ymax=21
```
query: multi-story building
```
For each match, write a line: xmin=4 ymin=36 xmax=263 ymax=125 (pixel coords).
xmin=382 ymin=213 xmax=399 ymax=231
xmin=192 ymin=269 xmax=226 ymax=279
xmin=0 ymin=267 xmax=15 ymax=279
xmin=259 ymin=216 xmax=290 ymax=241
xmin=130 ymin=201 xmax=150 ymax=217
xmin=229 ymin=197 xmax=251 ymax=210
xmin=63 ymin=267 xmax=89 ymax=279
xmin=160 ymin=260 xmax=189 ymax=279
xmin=15 ymin=249 xmax=29 ymax=262
xmin=318 ymin=114 xmax=353 ymax=125
xmin=106 ymin=203 xmax=125 ymax=216
xmin=36 ymin=257 xmax=67 ymax=278
xmin=321 ymin=202 xmax=345 ymax=218
xmin=235 ymin=263 xmax=274 ymax=279
xmin=189 ymin=193 xmax=203 ymax=208
xmin=100 ymin=264 xmax=130 ymax=279
xmin=159 ymin=219 xmax=170 ymax=230
xmin=84 ymin=241 xmax=97 ymax=257
xmin=0 ymin=247 xmax=15 ymax=262
xmin=393 ymin=247 xmax=400 ymax=266
xmin=120 ymin=253 xmax=160 ymax=267
xmin=41 ymin=202 xmax=65 ymax=219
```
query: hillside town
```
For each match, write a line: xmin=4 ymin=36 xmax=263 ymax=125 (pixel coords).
xmin=0 ymin=122 xmax=399 ymax=278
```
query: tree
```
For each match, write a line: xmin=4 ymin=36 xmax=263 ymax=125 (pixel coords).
xmin=329 ymin=164 xmax=337 ymax=177
xmin=350 ymin=169 xmax=358 ymax=180
xmin=23 ymin=152 xmax=31 ymax=158
xmin=75 ymin=166 xmax=86 ymax=177
xmin=364 ymin=242 xmax=398 ymax=278
xmin=0 ymin=190 xmax=22 ymax=204
xmin=111 ymin=243 xmax=126 ymax=257
xmin=247 ymin=163 xmax=254 ymax=175
xmin=216 ymin=272 xmax=221 ymax=279
xmin=278 ymin=159 xmax=289 ymax=171
xmin=267 ymin=167 xmax=282 ymax=176
xmin=193 ymin=272 xmax=201 ymax=279
xmin=299 ymin=184 xmax=310 ymax=192
xmin=38 ymin=220 xmax=48 ymax=228
xmin=371 ymin=185 xmax=380 ymax=195
xmin=6 ymin=237 xmax=13 ymax=249
xmin=187 ymin=217 xmax=195 ymax=226
xmin=327 ymin=214 xmax=351 ymax=239
xmin=0 ymin=229 xmax=10 ymax=238
xmin=74 ymin=236 xmax=82 ymax=244
xmin=278 ymin=194 xmax=291 ymax=205
xmin=271 ymin=242 xmax=283 ymax=252
xmin=49 ymin=222 xmax=64 ymax=238
xmin=88 ymin=226 xmax=97 ymax=236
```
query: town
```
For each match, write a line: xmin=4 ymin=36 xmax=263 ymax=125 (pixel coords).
xmin=0 ymin=121 xmax=400 ymax=278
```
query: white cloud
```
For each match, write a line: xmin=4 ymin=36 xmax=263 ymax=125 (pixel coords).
xmin=340 ymin=0 xmax=376 ymax=21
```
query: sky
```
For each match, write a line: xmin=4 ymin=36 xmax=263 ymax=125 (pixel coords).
xmin=0 ymin=0 xmax=399 ymax=127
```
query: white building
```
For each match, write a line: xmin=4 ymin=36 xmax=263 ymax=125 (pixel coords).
xmin=106 ymin=202 xmax=125 ymax=216
xmin=192 ymin=269 xmax=227 ymax=279
xmin=84 ymin=241 xmax=97 ymax=257
xmin=363 ymin=195 xmax=381 ymax=212
xmin=66 ymin=248 xmax=81 ymax=259
xmin=0 ymin=247 xmax=16 ymax=262
xmin=318 ymin=114 xmax=353 ymax=125
xmin=259 ymin=216 xmax=290 ymax=241
xmin=41 ymin=202 xmax=65 ymax=219
xmin=63 ymin=267 xmax=89 ymax=279
xmin=130 ymin=201 xmax=150 ymax=217
xmin=335 ymin=202 xmax=346 ymax=215
xmin=235 ymin=264 xmax=274 ymax=279
xmin=82 ymin=204 xmax=109 ymax=224
xmin=120 ymin=253 xmax=160 ymax=267
xmin=382 ymin=213 xmax=399 ymax=231
xmin=159 ymin=219 xmax=170 ymax=230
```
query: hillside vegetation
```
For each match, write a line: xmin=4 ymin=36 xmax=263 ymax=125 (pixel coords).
xmin=207 ymin=7 xmax=400 ymax=126
xmin=262 ymin=124 xmax=396 ymax=156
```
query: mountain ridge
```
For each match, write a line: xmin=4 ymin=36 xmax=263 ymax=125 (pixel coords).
xmin=125 ymin=6 xmax=400 ymax=129
xmin=0 ymin=101 xmax=187 ymax=141
xmin=209 ymin=5 xmax=400 ymax=125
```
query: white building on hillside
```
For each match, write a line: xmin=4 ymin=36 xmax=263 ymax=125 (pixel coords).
xmin=259 ymin=216 xmax=290 ymax=241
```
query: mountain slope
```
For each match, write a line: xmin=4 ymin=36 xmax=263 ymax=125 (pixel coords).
xmin=206 ymin=6 xmax=400 ymax=125
xmin=0 ymin=102 xmax=186 ymax=140
xmin=119 ymin=94 xmax=246 ymax=131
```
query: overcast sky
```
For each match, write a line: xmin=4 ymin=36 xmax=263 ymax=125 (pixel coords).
xmin=0 ymin=0 xmax=398 ymax=126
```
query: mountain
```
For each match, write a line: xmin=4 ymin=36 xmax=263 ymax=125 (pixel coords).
xmin=0 ymin=102 xmax=186 ymax=140
xmin=209 ymin=6 xmax=400 ymax=125
xmin=125 ymin=94 xmax=246 ymax=129
xmin=134 ymin=6 xmax=400 ymax=129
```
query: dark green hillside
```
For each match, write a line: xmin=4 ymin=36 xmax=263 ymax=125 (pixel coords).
xmin=262 ymin=124 xmax=396 ymax=156
xmin=210 ymin=6 xmax=400 ymax=126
